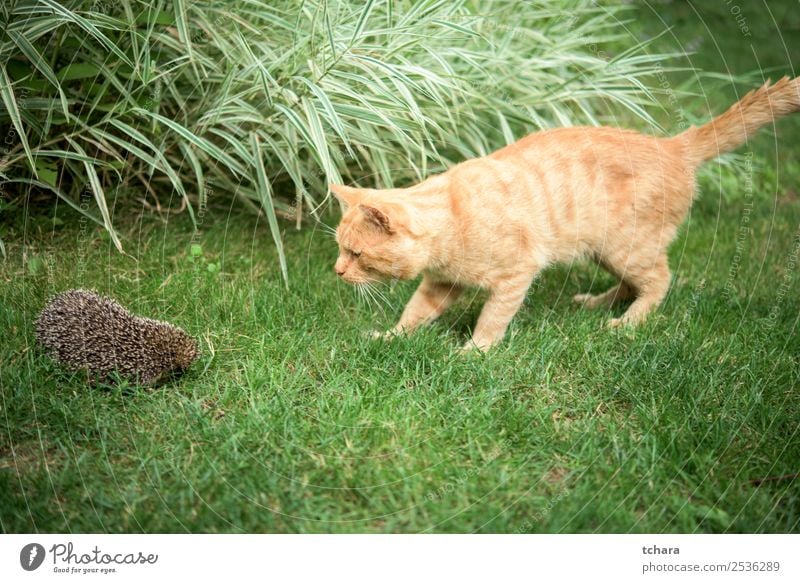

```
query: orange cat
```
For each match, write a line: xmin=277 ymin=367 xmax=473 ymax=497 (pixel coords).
xmin=332 ymin=77 xmax=800 ymax=351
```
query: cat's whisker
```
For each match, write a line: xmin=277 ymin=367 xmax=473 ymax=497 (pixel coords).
xmin=353 ymin=279 xmax=381 ymax=314
xmin=361 ymin=282 xmax=380 ymax=312
xmin=365 ymin=280 xmax=394 ymax=311
xmin=354 ymin=281 xmax=380 ymax=313
xmin=319 ymin=224 xmax=337 ymax=236
xmin=372 ymin=285 xmax=391 ymax=312
xmin=355 ymin=283 xmax=366 ymax=305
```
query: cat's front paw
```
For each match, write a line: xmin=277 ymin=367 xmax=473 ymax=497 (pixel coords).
xmin=369 ymin=329 xmax=396 ymax=341
xmin=459 ymin=339 xmax=490 ymax=354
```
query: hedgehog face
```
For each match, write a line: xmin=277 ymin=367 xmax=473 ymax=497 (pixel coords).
xmin=157 ymin=325 xmax=199 ymax=373
xmin=172 ymin=331 xmax=199 ymax=372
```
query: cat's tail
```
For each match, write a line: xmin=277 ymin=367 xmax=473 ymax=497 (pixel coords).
xmin=678 ymin=76 xmax=800 ymax=165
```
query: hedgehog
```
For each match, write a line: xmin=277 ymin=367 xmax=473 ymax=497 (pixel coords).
xmin=35 ymin=289 xmax=199 ymax=386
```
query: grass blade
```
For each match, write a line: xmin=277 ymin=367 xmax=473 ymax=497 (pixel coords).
xmin=133 ymin=108 xmax=247 ymax=177
xmin=0 ymin=64 xmax=37 ymax=178
xmin=6 ymin=29 xmax=69 ymax=116
xmin=38 ymin=0 xmax=134 ymax=68
xmin=351 ymin=0 xmax=376 ymax=45
xmin=66 ymin=139 xmax=123 ymax=252
xmin=4 ymin=177 xmax=105 ymax=227
xmin=250 ymin=132 xmax=288 ymax=286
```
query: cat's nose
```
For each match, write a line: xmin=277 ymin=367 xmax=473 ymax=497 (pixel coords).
xmin=334 ymin=257 xmax=347 ymax=276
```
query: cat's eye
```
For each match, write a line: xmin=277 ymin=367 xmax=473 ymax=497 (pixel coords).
xmin=350 ymin=250 xmax=362 ymax=258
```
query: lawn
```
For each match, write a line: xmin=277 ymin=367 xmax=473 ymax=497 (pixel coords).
xmin=1 ymin=3 xmax=799 ymax=533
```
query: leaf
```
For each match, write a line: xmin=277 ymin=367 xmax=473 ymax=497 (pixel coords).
xmin=38 ymin=0 xmax=134 ymax=67
xmin=497 ymin=111 xmax=515 ymax=145
xmin=174 ymin=0 xmax=199 ymax=79
xmin=250 ymin=132 xmax=288 ymax=287
xmin=134 ymin=10 xmax=174 ymax=26
xmin=2 ymin=178 xmax=103 ymax=227
xmin=324 ymin=2 xmax=336 ymax=59
xmin=430 ymin=18 xmax=484 ymax=39
xmin=35 ymin=164 xmax=58 ymax=187
xmin=6 ymin=28 xmax=69 ymax=116
xmin=235 ymin=30 xmax=275 ymax=107
xmin=66 ymin=139 xmax=123 ymax=252
xmin=0 ymin=64 xmax=37 ymax=178
xmin=179 ymin=142 xmax=206 ymax=209
xmin=292 ymin=76 xmax=353 ymax=155
xmin=57 ymin=62 xmax=101 ymax=81
xmin=301 ymin=96 xmax=341 ymax=184
xmin=106 ymin=119 xmax=195 ymax=226
xmin=259 ymin=132 xmax=312 ymax=210
xmin=133 ymin=108 xmax=247 ymax=177
xmin=351 ymin=0 xmax=376 ymax=45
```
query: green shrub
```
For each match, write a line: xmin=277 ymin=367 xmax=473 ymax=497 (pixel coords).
xmin=0 ymin=0 xmax=670 ymax=280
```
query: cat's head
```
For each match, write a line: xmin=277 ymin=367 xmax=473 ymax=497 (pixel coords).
xmin=331 ymin=184 xmax=428 ymax=284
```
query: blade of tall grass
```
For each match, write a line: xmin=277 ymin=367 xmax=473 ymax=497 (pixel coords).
xmin=179 ymin=142 xmax=206 ymax=209
xmin=106 ymin=119 xmax=196 ymax=224
xmin=0 ymin=64 xmax=37 ymax=178
xmin=66 ymin=138 xmax=123 ymax=252
xmin=351 ymin=0 xmax=376 ymax=45
xmin=37 ymin=0 xmax=134 ymax=68
xmin=4 ymin=177 xmax=105 ymax=227
xmin=174 ymin=0 xmax=202 ymax=81
xmin=250 ymin=132 xmax=288 ymax=286
xmin=133 ymin=108 xmax=247 ymax=177
xmin=6 ymin=29 xmax=69 ymax=116
xmin=301 ymin=96 xmax=341 ymax=184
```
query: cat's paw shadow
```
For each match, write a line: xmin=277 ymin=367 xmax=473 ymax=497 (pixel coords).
xmin=436 ymin=311 xmax=476 ymax=344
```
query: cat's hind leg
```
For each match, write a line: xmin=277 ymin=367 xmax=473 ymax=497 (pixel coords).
xmin=608 ymin=255 xmax=671 ymax=327
xmin=573 ymin=281 xmax=635 ymax=310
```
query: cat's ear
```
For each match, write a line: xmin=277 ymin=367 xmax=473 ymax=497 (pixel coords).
xmin=360 ymin=201 xmax=424 ymax=236
xmin=330 ymin=184 xmax=362 ymax=208
xmin=359 ymin=204 xmax=393 ymax=233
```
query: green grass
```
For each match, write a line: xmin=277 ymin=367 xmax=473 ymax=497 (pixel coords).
xmin=3 ymin=184 xmax=799 ymax=533
xmin=1 ymin=3 xmax=799 ymax=533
